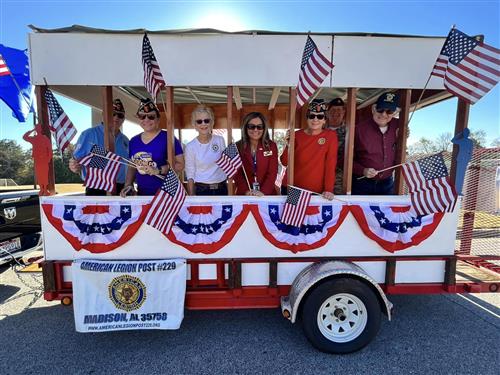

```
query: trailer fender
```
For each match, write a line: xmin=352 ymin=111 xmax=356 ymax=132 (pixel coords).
xmin=281 ymin=261 xmax=392 ymax=323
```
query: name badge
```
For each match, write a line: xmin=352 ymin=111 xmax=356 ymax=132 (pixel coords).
xmin=263 ymin=151 xmax=273 ymax=157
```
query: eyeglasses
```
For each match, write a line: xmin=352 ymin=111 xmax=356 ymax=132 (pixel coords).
xmin=376 ymin=108 xmax=395 ymax=115
xmin=195 ymin=119 xmax=211 ymax=125
xmin=308 ymin=114 xmax=326 ymax=120
xmin=113 ymin=112 xmax=125 ymax=119
xmin=138 ymin=114 xmax=157 ymax=121
xmin=246 ymin=124 xmax=264 ymax=130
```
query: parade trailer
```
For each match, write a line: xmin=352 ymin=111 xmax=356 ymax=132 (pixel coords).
xmin=28 ymin=26 xmax=499 ymax=354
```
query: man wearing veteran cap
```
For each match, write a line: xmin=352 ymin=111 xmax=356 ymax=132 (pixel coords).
xmin=280 ymin=99 xmax=338 ymax=200
xmin=121 ymin=98 xmax=184 ymax=197
xmin=328 ymin=97 xmax=347 ymax=194
xmin=69 ymin=98 xmax=129 ymax=196
xmin=352 ymin=92 xmax=400 ymax=195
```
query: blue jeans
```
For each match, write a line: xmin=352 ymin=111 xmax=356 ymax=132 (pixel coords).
xmin=352 ymin=176 xmax=394 ymax=195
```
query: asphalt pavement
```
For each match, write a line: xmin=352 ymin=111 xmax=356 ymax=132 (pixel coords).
xmin=1 ymin=263 xmax=499 ymax=375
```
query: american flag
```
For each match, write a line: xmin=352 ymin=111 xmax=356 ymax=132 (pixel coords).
xmin=281 ymin=186 xmax=312 ymax=228
xmin=145 ymin=169 xmax=186 ymax=235
xmin=431 ymin=28 xmax=500 ymax=104
xmin=275 ymin=165 xmax=286 ymax=189
xmin=44 ymin=88 xmax=77 ymax=152
xmin=216 ymin=143 xmax=242 ymax=178
xmin=402 ymin=153 xmax=458 ymax=216
xmin=0 ymin=54 xmax=10 ymax=76
xmin=296 ymin=36 xmax=334 ymax=107
xmin=79 ymin=145 xmax=122 ymax=192
xmin=142 ymin=34 xmax=166 ymax=102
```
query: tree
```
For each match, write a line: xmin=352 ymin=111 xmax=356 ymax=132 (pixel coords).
xmin=469 ymin=129 xmax=487 ymax=149
xmin=434 ymin=132 xmax=453 ymax=152
xmin=0 ymin=140 xmax=30 ymax=183
xmin=491 ymin=137 xmax=500 ymax=148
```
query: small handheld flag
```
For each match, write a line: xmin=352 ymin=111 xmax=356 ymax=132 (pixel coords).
xmin=216 ymin=143 xmax=243 ymax=178
xmin=145 ymin=169 xmax=186 ymax=235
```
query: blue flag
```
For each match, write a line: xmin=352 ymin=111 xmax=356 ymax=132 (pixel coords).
xmin=0 ymin=44 xmax=34 ymax=122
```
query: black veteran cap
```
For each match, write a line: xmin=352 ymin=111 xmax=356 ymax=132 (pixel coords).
xmin=137 ymin=98 xmax=160 ymax=115
xmin=376 ymin=92 xmax=399 ymax=111
xmin=329 ymin=98 xmax=344 ymax=107
xmin=308 ymin=99 xmax=328 ymax=113
xmin=113 ymin=99 xmax=125 ymax=114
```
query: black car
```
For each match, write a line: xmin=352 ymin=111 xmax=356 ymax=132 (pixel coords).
xmin=0 ymin=190 xmax=42 ymax=265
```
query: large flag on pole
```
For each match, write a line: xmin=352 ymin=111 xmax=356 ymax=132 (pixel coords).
xmin=402 ymin=153 xmax=457 ymax=216
xmin=431 ymin=28 xmax=500 ymax=104
xmin=142 ymin=34 xmax=166 ymax=102
xmin=0 ymin=44 xmax=34 ymax=122
xmin=145 ymin=169 xmax=187 ymax=236
xmin=79 ymin=145 xmax=121 ymax=192
xmin=44 ymin=88 xmax=77 ymax=152
xmin=281 ymin=186 xmax=312 ymax=228
xmin=215 ymin=143 xmax=243 ymax=178
xmin=295 ymin=36 xmax=334 ymax=107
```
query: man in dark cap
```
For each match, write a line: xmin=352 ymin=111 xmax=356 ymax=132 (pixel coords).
xmin=328 ymin=97 xmax=346 ymax=194
xmin=69 ymin=98 xmax=129 ymax=195
xmin=352 ymin=92 xmax=400 ymax=195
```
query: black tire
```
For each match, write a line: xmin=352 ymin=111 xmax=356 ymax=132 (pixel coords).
xmin=301 ymin=278 xmax=381 ymax=354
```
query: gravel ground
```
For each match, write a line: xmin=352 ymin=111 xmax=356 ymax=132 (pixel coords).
xmin=0 ymin=263 xmax=498 ymax=375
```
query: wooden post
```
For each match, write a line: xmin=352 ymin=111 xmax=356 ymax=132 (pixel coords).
xmin=35 ymin=85 xmax=55 ymax=194
xmin=287 ymin=87 xmax=297 ymax=186
xmin=450 ymin=98 xmax=470 ymax=183
xmin=101 ymin=86 xmax=114 ymax=152
xmin=165 ymin=86 xmax=175 ymax=169
xmin=342 ymin=88 xmax=357 ymax=194
xmin=394 ymin=89 xmax=411 ymax=194
xmin=227 ymin=86 xmax=234 ymax=194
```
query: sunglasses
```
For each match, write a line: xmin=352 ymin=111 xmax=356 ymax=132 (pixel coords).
xmin=376 ymin=108 xmax=395 ymax=115
xmin=308 ymin=114 xmax=326 ymax=120
xmin=195 ymin=118 xmax=211 ymax=125
xmin=138 ymin=114 xmax=157 ymax=120
xmin=247 ymin=124 xmax=264 ymax=130
xmin=113 ymin=112 xmax=125 ymax=119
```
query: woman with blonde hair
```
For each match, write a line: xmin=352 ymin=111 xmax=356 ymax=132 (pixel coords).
xmin=184 ymin=105 xmax=227 ymax=196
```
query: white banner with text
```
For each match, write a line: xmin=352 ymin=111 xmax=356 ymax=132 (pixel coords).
xmin=72 ymin=259 xmax=186 ymax=332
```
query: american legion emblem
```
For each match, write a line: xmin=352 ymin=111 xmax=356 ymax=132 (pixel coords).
xmin=108 ymin=274 xmax=147 ymax=311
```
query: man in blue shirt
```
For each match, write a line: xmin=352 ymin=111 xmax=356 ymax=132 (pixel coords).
xmin=69 ymin=99 xmax=129 ymax=195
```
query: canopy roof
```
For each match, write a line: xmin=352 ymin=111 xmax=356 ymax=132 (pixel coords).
xmin=28 ymin=26 xmax=452 ymax=119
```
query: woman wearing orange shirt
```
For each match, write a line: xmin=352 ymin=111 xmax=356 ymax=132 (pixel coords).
xmin=234 ymin=112 xmax=278 ymax=196
xmin=280 ymin=99 xmax=338 ymax=200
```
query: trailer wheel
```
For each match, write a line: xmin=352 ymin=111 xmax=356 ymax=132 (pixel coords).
xmin=301 ymin=278 xmax=381 ymax=354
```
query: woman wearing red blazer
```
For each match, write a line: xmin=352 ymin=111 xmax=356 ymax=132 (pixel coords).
xmin=234 ymin=112 xmax=278 ymax=196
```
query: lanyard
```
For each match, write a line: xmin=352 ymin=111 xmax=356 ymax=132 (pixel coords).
xmin=251 ymin=150 xmax=258 ymax=182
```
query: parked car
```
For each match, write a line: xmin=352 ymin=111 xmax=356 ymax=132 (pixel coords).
xmin=0 ymin=189 xmax=42 ymax=265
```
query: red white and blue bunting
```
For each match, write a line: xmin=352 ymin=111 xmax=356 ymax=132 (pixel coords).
xmin=43 ymin=199 xmax=447 ymax=254
xmin=166 ymin=203 xmax=250 ymax=254
xmin=250 ymin=202 xmax=349 ymax=253
xmin=42 ymin=202 xmax=149 ymax=253
xmin=348 ymin=203 xmax=444 ymax=252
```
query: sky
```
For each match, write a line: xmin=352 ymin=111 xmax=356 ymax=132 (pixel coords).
xmin=0 ymin=0 xmax=499 ymax=148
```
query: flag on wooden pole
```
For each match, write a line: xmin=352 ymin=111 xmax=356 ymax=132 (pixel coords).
xmin=402 ymin=153 xmax=457 ymax=216
xmin=296 ymin=36 xmax=334 ymax=107
xmin=44 ymin=88 xmax=77 ymax=152
xmin=145 ymin=169 xmax=186 ymax=235
xmin=431 ymin=28 xmax=500 ymax=104
xmin=79 ymin=145 xmax=121 ymax=192
xmin=281 ymin=186 xmax=312 ymax=227
xmin=142 ymin=34 xmax=166 ymax=102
